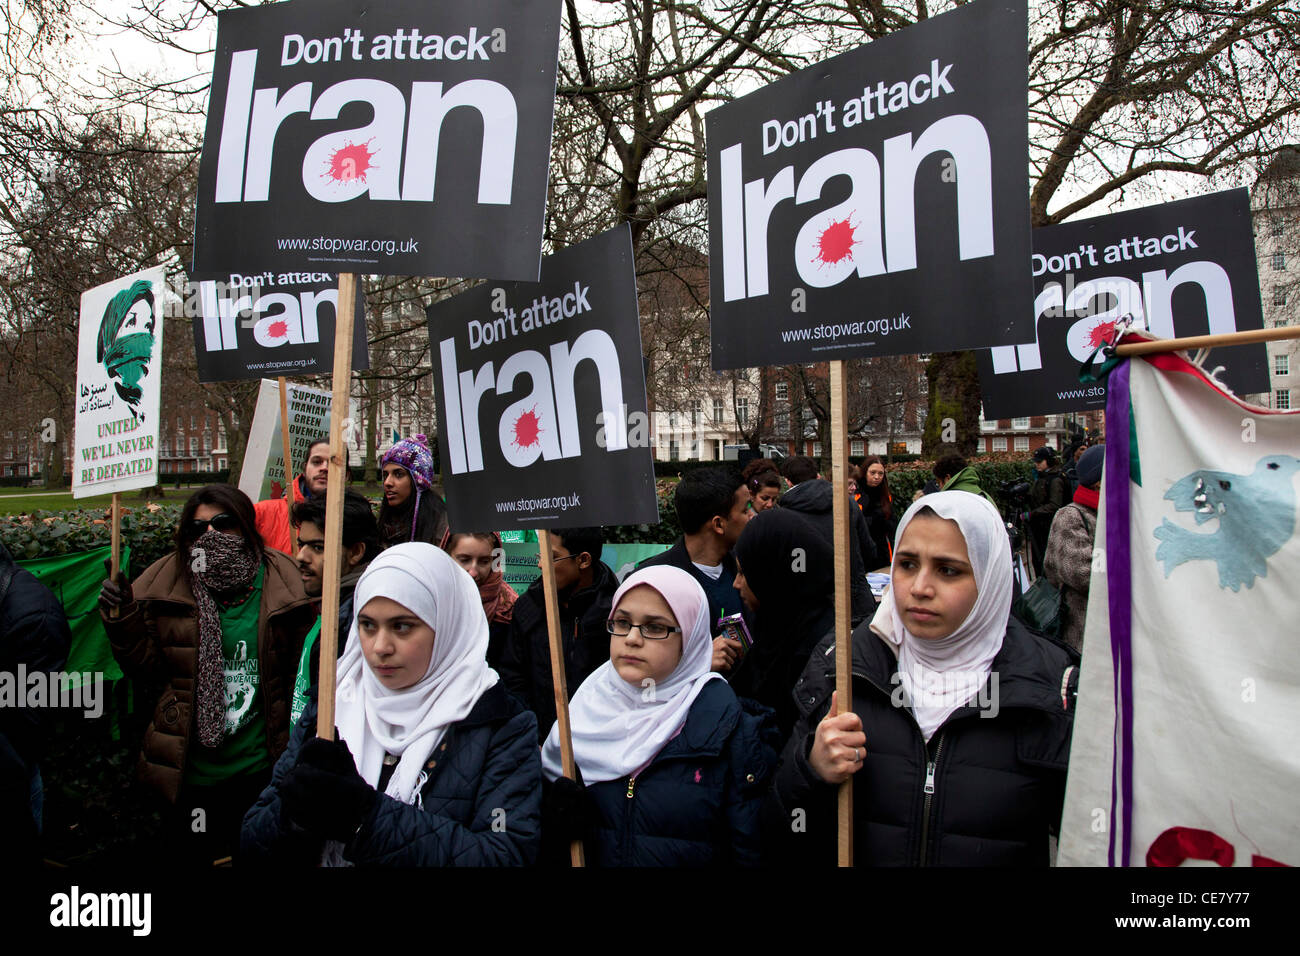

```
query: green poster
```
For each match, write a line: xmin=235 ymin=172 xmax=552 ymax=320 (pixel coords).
xmin=19 ymin=544 xmax=125 ymax=683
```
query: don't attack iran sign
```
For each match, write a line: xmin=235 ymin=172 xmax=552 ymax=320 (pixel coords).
xmin=193 ymin=0 xmax=561 ymax=280
xmin=707 ymin=0 xmax=1033 ymax=368
xmin=428 ymin=226 xmax=658 ymax=532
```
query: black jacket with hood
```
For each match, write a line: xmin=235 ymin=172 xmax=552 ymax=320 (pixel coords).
xmin=763 ymin=615 xmax=1078 ymax=866
xmin=778 ymin=479 xmax=877 ymax=623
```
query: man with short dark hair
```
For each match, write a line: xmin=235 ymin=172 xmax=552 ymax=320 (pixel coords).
xmin=638 ymin=466 xmax=753 ymax=672
xmin=780 ymin=455 xmax=820 ymax=486
xmin=254 ymin=435 xmax=332 ymax=554
xmin=287 ymin=489 xmax=379 ymax=726
xmin=499 ymin=527 xmax=618 ymax=743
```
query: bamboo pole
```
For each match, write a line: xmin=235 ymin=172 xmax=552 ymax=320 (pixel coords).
xmin=829 ymin=360 xmax=853 ymax=867
xmin=108 ymin=492 xmax=121 ymax=620
xmin=1114 ymin=325 xmax=1300 ymax=356
xmin=315 ymin=272 xmax=357 ymax=742
xmin=537 ymin=528 xmax=585 ymax=867
xmin=277 ymin=377 xmax=297 ymax=555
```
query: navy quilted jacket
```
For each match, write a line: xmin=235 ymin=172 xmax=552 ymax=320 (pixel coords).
xmin=241 ymin=681 xmax=542 ymax=866
xmin=553 ymin=680 xmax=779 ymax=867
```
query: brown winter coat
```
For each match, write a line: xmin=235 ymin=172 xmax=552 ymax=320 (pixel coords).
xmin=1042 ymin=502 xmax=1097 ymax=654
xmin=103 ymin=549 xmax=317 ymax=802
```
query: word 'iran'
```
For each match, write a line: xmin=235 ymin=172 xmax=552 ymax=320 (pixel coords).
xmin=214 ymin=49 xmax=516 ymax=204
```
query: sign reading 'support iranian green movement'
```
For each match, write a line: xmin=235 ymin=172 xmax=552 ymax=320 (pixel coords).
xmin=73 ymin=267 xmax=167 ymax=498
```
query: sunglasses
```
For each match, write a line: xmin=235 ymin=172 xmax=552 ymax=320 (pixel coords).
xmin=186 ymin=513 xmax=239 ymax=536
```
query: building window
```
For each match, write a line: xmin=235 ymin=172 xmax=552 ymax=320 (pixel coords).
xmin=850 ymin=439 xmax=865 ymax=456
xmin=1012 ymin=417 xmax=1030 ymax=429
xmin=992 ymin=436 xmax=1008 ymax=451
xmin=189 ymin=437 xmax=198 ymax=454
xmin=1276 ymin=389 xmax=1292 ymax=411
xmin=736 ymin=398 xmax=750 ymax=429
xmin=691 ymin=439 xmax=700 ymax=459
xmin=916 ymin=406 xmax=928 ymax=430
xmin=1276 ymin=287 xmax=1289 ymax=306
xmin=691 ymin=400 xmax=701 ymax=427
xmin=668 ymin=439 xmax=680 ymax=459
xmin=1014 ymin=436 xmax=1030 ymax=452
xmin=668 ymin=411 xmax=677 ymax=429
xmin=812 ymin=442 xmax=822 ymax=457
xmin=712 ymin=398 xmax=724 ymax=423
xmin=775 ymin=411 xmax=789 ymax=433
xmin=1272 ymin=215 xmax=1284 ymax=237
xmin=1273 ymin=252 xmax=1286 ymax=271
xmin=1276 ymin=354 xmax=1290 ymax=376
xmin=190 ymin=414 xmax=197 ymax=429
xmin=775 ymin=381 xmax=788 ymax=401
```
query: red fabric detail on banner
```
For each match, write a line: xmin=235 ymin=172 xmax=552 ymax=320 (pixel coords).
xmin=1252 ymin=854 xmax=1292 ymax=867
xmin=1146 ymin=826 xmax=1236 ymax=867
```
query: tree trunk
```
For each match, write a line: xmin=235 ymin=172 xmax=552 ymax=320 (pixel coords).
xmin=922 ymin=351 xmax=981 ymax=457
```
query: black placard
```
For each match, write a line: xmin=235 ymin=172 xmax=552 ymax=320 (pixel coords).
xmin=427 ymin=226 xmax=658 ymax=531
xmin=706 ymin=0 xmax=1032 ymax=368
xmin=192 ymin=0 xmax=560 ymax=280
xmin=190 ymin=271 xmax=369 ymax=382
xmin=978 ymin=189 xmax=1270 ymax=418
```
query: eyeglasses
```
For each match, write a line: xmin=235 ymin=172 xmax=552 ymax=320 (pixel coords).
xmin=186 ymin=513 xmax=239 ymax=536
xmin=606 ymin=617 xmax=682 ymax=640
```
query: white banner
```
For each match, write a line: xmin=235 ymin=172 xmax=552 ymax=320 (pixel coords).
xmin=1059 ymin=350 xmax=1300 ymax=867
xmin=72 ymin=267 xmax=167 ymax=498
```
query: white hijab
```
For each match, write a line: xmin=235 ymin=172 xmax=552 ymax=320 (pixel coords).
xmin=541 ymin=566 xmax=722 ymax=784
xmin=877 ymin=490 xmax=1012 ymax=741
xmin=334 ymin=542 xmax=499 ymax=805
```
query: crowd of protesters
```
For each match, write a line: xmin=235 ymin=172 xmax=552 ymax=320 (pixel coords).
xmin=1 ymin=434 xmax=1108 ymax=866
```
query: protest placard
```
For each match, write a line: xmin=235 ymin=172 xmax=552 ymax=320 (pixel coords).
xmin=979 ymin=189 xmax=1270 ymax=418
xmin=427 ymin=225 xmax=659 ymax=531
xmin=237 ymin=379 xmax=350 ymax=501
xmin=191 ymin=270 xmax=368 ymax=381
xmin=73 ymin=267 xmax=167 ymax=498
xmin=192 ymin=0 xmax=561 ymax=281
xmin=706 ymin=0 xmax=1032 ymax=368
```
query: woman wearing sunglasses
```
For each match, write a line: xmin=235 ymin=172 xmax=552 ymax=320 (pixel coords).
xmin=98 ymin=484 xmax=316 ymax=865
xmin=541 ymin=566 xmax=778 ymax=866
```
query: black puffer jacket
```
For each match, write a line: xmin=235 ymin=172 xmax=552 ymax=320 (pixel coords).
xmin=498 ymin=561 xmax=619 ymax=743
xmin=241 ymin=682 xmax=541 ymax=866
xmin=763 ymin=616 xmax=1078 ymax=866
xmin=546 ymin=680 xmax=779 ymax=866
xmin=778 ymin=479 xmax=877 ymax=623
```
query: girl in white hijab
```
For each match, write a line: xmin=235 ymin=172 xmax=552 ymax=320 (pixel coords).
xmin=765 ymin=490 xmax=1077 ymax=866
xmin=240 ymin=543 xmax=543 ymax=866
xmin=541 ymin=566 xmax=777 ymax=866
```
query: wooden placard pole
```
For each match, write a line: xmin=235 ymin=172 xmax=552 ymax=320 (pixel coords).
xmin=315 ymin=272 xmax=357 ymax=742
xmin=277 ymin=376 xmax=298 ymax=555
xmin=828 ymin=360 xmax=853 ymax=866
xmin=108 ymin=492 xmax=122 ymax=620
xmin=537 ymin=528 xmax=586 ymax=867
xmin=1114 ymin=325 xmax=1300 ymax=356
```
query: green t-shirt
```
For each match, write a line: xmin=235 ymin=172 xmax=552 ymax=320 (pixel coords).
xmin=185 ymin=566 xmax=273 ymax=785
xmin=290 ymin=617 xmax=321 ymax=729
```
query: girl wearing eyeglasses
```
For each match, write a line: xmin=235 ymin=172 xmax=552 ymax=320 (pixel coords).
xmin=540 ymin=566 xmax=778 ymax=866
xmin=98 ymin=483 xmax=316 ymax=865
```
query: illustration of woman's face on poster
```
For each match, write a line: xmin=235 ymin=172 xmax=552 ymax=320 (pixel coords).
xmin=97 ymin=280 xmax=157 ymax=419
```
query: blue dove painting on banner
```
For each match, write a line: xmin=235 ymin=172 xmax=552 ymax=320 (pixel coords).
xmin=1059 ymin=333 xmax=1300 ymax=867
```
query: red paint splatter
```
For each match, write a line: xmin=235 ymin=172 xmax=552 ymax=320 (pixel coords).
xmin=1086 ymin=320 xmax=1119 ymax=350
xmin=325 ymin=141 xmax=375 ymax=183
xmin=266 ymin=320 xmax=289 ymax=339
xmin=815 ymin=216 xmax=859 ymax=266
xmin=1146 ymin=826 xmax=1235 ymax=867
xmin=512 ymin=407 xmax=542 ymax=449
